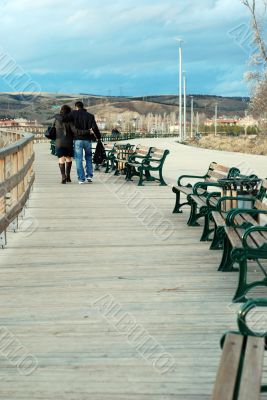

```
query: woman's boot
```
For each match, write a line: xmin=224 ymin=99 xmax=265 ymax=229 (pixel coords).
xmin=59 ymin=163 xmax=67 ymax=184
xmin=66 ymin=161 xmax=72 ymax=182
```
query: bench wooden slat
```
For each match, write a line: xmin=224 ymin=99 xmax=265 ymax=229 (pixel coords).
xmin=212 ymin=211 xmax=226 ymax=226
xmin=238 ymin=336 xmax=264 ymax=400
xmin=173 ymin=186 xmax=206 ymax=196
xmin=211 ymin=164 xmax=230 ymax=173
xmin=209 ymin=196 xmax=219 ymax=207
xmin=235 ymin=228 xmax=258 ymax=249
xmin=249 ymin=231 xmax=267 ymax=248
xmin=190 ymin=195 xmax=206 ymax=207
xmin=255 ymin=199 xmax=267 ymax=210
xmin=208 ymin=171 xmax=230 ymax=180
xmin=225 ymin=227 xmax=243 ymax=248
xmin=238 ymin=213 xmax=258 ymax=226
xmin=211 ymin=333 xmax=243 ymax=400
xmin=234 ymin=216 xmax=266 ymax=248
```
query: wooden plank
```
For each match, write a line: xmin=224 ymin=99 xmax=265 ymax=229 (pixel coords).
xmin=173 ymin=186 xmax=193 ymax=196
xmin=208 ymin=171 xmax=229 ymax=180
xmin=238 ymin=336 xmax=264 ymax=400
xmin=212 ymin=211 xmax=225 ymax=227
xmin=255 ymin=199 xmax=267 ymax=210
xmin=2 ymin=143 xmax=267 ymax=399
xmin=225 ymin=227 xmax=243 ymax=248
xmin=190 ymin=195 xmax=206 ymax=206
xmin=212 ymin=164 xmax=230 ymax=173
xmin=211 ymin=333 xmax=243 ymax=400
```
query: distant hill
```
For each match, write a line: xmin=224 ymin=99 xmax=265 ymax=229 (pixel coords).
xmin=0 ymin=92 xmax=249 ymax=123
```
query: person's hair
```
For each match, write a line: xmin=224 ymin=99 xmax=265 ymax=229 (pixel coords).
xmin=60 ymin=105 xmax=72 ymax=114
xmin=75 ymin=101 xmax=84 ymax=109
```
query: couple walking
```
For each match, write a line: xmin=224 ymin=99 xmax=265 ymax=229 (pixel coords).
xmin=54 ymin=101 xmax=101 ymax=184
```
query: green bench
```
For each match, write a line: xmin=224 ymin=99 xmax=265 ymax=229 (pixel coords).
xmin=126 ymin=146 xmax=169 ymax=186
xmin=217 ymin=199 xmax=267 ymax=302
xmin=212 ymin=333 xmax=264 ymax=399
xmin=212 ymin=299 xmax=267 ymax=400
xmin=210 ymin=179 xmax=267 ymax=250
xmin=104 ymin=142 xmax=117 ymax=173
xmin=125 ymin=144 xmax=152 ymax=183
xmin=190 ymin=175 xmax=260 ymax=242
xmin=113 ymin=143 xmax=135 ymax=175
xmin=185 ymin=166 xmax=240 ymax=229
xmin=172 ymin=162 xmax=239 ymax=214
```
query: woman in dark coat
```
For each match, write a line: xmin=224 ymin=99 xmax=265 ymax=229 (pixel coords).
xmin=55 ymin=105 xmax=74 ymax=184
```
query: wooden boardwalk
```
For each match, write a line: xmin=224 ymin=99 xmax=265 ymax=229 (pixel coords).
xmin=0 ymin=143 xmax=266 ymax=399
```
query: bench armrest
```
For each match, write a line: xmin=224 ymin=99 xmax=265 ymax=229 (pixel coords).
xmin=216 ymin=196 xmax=256 ymax=212
xmin=226 ymin=206 xmax=266 ymax=226
xmin=193 ymin=181 xmax=223 ymax=195
xmin=206 ymin=192 xmax=221 ymax=207
xmin=128 ymin=153 xmax=149 ymax=163
xmin=242 ymin=225 xmax=267 ymax=250
xmin=238 ymin=298 xmax=267 ymax=337
xmin=146 ymin=158 xmax=161 ymax=163
xmin=177 ymin=174 xmax=206 ymax=186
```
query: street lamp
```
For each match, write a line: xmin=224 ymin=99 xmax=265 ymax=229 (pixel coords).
xmin=176 ymin=38 xmax=183 ymax=141
xmin=190 ymin=96 xmax=194 ymax=138
xmin=183 ymin=71 xmax=187 ymax=141
xmin=214 ymin=103 xmax=218 ymax=136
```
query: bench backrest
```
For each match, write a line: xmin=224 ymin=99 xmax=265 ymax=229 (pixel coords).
xmin=134 ymin=145 xmax=151 ymax=157
xmin=149 ymin=147 xmax=169 ymax=161
xmin=205 ymin=162 xmax=239 ymax=182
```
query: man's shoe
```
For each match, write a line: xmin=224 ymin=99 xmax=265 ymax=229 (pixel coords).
xmin=87 ymin=177 xmax=93 ymax=183
xmin=78 ymin=180 xmax=86 ymax=184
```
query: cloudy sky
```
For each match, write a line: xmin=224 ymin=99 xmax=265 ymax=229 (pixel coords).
xmin=0 ymin=0 xmax=262 ymax=96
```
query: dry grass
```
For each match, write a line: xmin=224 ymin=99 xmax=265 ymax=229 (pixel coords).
xmin=187 ymin=134 xmax=267 ymax=155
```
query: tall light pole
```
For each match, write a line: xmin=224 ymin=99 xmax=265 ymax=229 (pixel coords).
xmin=214 ymin=103 xmax=218 ymax=136
xmin=183 ymin=71 xmax=187 ymax=141
xmin=190 ymin=96 xmax=194 ymax=138
xmin=176 ymin=39 xmax=183 ymax=141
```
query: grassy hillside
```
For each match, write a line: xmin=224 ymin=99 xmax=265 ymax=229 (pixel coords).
xmin=0 ymin=92 xmax=249 ymax=122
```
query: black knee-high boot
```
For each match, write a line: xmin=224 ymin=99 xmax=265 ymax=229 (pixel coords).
xmin=66 ymin=161 xmax=72 ymax=182
xmin=59 ymin=163 xmax=67 ymax=184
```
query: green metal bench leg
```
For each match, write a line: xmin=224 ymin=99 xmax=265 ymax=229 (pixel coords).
xmin=232 ymin=259 xmax=250 ymax=303
xmin=210 ymin=226 xmax=225 ymax=250
xmin=187 ymin=200 xmax=200 ymax=226
xmin=159 ymin=169 xmax=167 ymax=186
xmin=172 ymin=189 xmax=183 ymax=213
xmin=218 ymin=236 xmax=234 ymax=271
xmin=200 ymin=212 xmax=214 ymax=241
xmin=138 ymin=167 xmax=144 ymax=186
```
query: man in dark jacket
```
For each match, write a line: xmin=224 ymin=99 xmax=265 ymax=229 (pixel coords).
xmin=64 ymin=101 xmax=101 ymax=183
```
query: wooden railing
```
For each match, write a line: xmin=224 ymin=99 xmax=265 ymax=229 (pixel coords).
xmin=0 ymin=130 xmax=35 ymax=247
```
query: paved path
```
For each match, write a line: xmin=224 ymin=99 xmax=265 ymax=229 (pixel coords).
xmin=122 ymin=138 xmax=267 ymax=184
xmin=0 ymin=141 xmax=266 ymax=399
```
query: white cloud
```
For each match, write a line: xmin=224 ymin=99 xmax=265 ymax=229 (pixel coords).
xmin=0 ymin=0 xmax=256 ymax=95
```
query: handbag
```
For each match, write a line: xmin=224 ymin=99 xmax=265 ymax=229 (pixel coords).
xmin=93 ymin=140 xmax=106 ymax=164
xmin=45 ymin=121 xmax=56 ymax=140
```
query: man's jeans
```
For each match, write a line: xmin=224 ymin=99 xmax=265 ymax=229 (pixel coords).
xmin=74 ymin=140 xmax=93 ymax=181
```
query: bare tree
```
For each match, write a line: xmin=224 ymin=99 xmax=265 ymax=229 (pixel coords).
xmin=242 ymin=0 xmax=267 ymax=132
xmin=241 ymin=0 xmax=267 ymax=64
